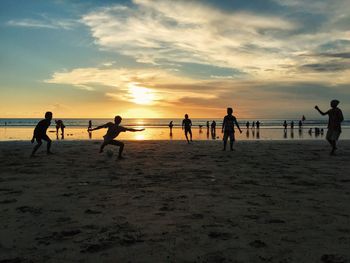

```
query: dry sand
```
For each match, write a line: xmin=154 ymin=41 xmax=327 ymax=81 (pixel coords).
xmin=0 ymin=140 xmax=350 ymax=262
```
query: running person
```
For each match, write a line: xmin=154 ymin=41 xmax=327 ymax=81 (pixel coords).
xmin=222 ymin=107 xmax=242 ymax=151
xmin=89 ymin=116 xmax=144 ymax=159
xmin=31 ymin=111 xmax=53 ymax=157
xmin=182 ymin=114 xmax=192 ymax=143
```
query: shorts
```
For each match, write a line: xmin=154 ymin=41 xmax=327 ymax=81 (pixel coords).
xmin=185 ymin=127 xmax=192 ymax=134
xmin=223 ymin=130 xmax=235 ymax=141
xmin=35 ymin=134 xmax=51 ymax=143
xmin=326 ymin=129 xmax=341 ymax=141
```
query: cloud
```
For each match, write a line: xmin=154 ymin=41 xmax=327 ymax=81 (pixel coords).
xmin=6 ymin=17 xmax=76 ymax=30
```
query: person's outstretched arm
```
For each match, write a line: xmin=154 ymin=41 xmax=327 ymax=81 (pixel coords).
xmin=125 ymin=128 xmax=145 ymax=132
xmin=90 ymin=123 xmax=108 ymax=131
xmin=235 ymin=119 xmax=242 ymax=133
xmin=314 ymin=106 xmax=327 ymax=116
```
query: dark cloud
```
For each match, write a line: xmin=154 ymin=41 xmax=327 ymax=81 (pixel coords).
xmin=300 ymin=61 xmax=350 ymax=72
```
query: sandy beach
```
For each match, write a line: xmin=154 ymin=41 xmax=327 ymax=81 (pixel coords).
xmin=1 ymin=140 xmax=350 ymax=262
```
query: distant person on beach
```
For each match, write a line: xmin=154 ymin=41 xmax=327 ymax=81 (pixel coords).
xmin=88 ymin=120 xmax=92 ymax=129
xmin=55 ymin=120 xmax=65 ymax=136
xmin=315 ymin=100 xmax=344 ymax=155
xmin=168 ymin=121 xmax=174 ymax=133
xmin=252 ymin=121 xmax=255 ymax=129
xmin=88 ymin=115 xmax=144 ymax=159
xmin=30 ymin=111 xmax=53 ymax=157
xmin=302 ymin=115 xmax=306 ymax=121
xmin=211 ymin=120 xmax=216 ymax=134
xmin=298 ymin=120 xmax=303 ymax=130
xmin=206 ymin=121 xmax=210 ymax=131
xmin=291 ymin=121 xmax=294 ymax=129
xmin=283 ymin=120 xmax=287 ymax=130
xmin=222 ymin=107 xmax=242 ymax=151
xmin=256 ymin=120 xmax=260 ymax=129
xmin=246 ymin=121 xmax=249 ymax=129
xmin=182 ymin=114 xmax=192 ymax=143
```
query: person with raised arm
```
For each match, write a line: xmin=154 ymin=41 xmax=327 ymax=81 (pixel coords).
xmin=315 ymin=100 xmax=344 ymax=155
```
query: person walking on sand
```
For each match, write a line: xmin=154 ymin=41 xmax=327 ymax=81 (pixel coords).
xmin=315 ymin=100 xmax=344 ymax=155
xmin=283 ymin=120 xmax=287 ymax=130
xmin=182 ymin=114 xmax=192 ymax=143
xmin=222 ymin=107 xmax=242 ymax=151
xmin=88 ymin=115 xmax=144 ymax=159
xmin=31 ymin=111 xmax=53 ymax=157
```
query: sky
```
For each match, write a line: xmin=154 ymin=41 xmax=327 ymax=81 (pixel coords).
xmin=0 ymin=0 xmax=349 ymax=118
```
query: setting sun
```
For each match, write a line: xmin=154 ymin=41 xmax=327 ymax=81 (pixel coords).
xmin=128 ymin=84 xmax=156 ymax=105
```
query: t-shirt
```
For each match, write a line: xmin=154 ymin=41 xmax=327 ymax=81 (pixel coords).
xmin=223 ymin=115 xmax=237 ymax=132
xmin=103 ymin=122 xmax=127 ymax=141
xmin=182 ymin=119 xmax=192 ymax=129
xmin=326 ymin=108 xmax=344 ymax=132
xmin=34 ymin=119 xmax=51 ymax=138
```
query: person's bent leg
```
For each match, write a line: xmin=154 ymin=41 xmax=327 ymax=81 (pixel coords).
xmin=189 ymin=130 xmax=193 ymax=142
xmin=42 ymin=135 xmax=52 ymax=154
xmin=230 ymin=133 xmax=234 ymax=151
xmin=31 ymin=140 xmax=42 ymax=156
xmin=223 ymin=133 xmax=228 ymax=150
xmin=185 ymin=130 xmax=189 ymax=143
xmin=99 ymin=141 xmax=108 ymax=153
xmin=109 ymin=140 xmax=124 ymax=159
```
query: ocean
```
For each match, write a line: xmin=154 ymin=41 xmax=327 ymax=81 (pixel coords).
xmin=0 ymin=118 xmax=349 ymax=141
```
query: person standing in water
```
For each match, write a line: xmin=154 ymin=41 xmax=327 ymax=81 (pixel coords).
xmin=315 ymin=100 xmax=344 ymax=155
xmin=222 ymin=107 xmax=242 ymax=151
xmin=182 ymin=114 xmax=192 ymax=143
xmin=89 ymin=115 xmax=144 ymax=159
xmin=256 ymin=120 xmax=260 ymax=129
xmin=168 ymin=121 xmax=174 ymax=133
xmin=31 ymin=111 xmax=53 ymax=157
xmin=283 ymin=120 xmax=288 ymax=130
xmin=246 ymin=121 xmax=250 ymax=129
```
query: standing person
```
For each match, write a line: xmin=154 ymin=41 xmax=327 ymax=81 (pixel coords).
xmin=246 ymin=121 xmax=250 ymax=129
xmin=291 ymin=121 xmax=294 ymax=129
xmin=298 ymin=120 xmax=303 ymax=130
xmin=283 ymin=120 xmax=288 ymax=130
xmin=182 ymin=114 xmax=192 ymax=143
xmin=88 ymin=120 xmax=92 ymax=129
xmin=206 ymin=121 xmax=210 ymax=132
xmin=89 ymin=116 xmax=144 ymax=159
xmin=31 ymin=111 xmax=53 ymax=157
xmin=222 ymin=107 xmax=242 ymax=151
xmin=55 ymin=120 xmax=65 ymax=138
xmin=168 ymin=121 xmax=174 ymax=133
xmin=211 ymin=120 xmax=216 ymax=135
xmin=252 ymin=121 xmax=255 ymax=129
xmin=315 ymin=100 xmax=344 ymax=155
xmin=256 ymin=120 xmax=260 ymax=129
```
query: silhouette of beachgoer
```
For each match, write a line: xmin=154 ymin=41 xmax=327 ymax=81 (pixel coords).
xmin=31 ymin=111 xmax=53 ymax=157
xmin=283 ymin=120 xmax=287 ymax=130
xmin=182 ymin=114 xmax=192 ymax=143
xmin=222 ymin=107 xmax=242 ymax=151
xmin=89 ymin=115 xmax=144 ymax=159
xmin=298 ymin=120 xmax=302 ymax=130
xmin=88 ymin=120 xmax=92 ymax=129
xmin=211 ymin=120 xmax=216 ymax=134
xmin=315 ymin=100 xmax=344 ymax=155
xmin=246 ymin=121 xmax=250 ymax=129
xmin=256 ymin=120 xmax=260 ymax=129
xmin=302 ymin=115 xmax=306 ymax=121
xmin=206 ymin=121 xmax=210 ymax=131
xmin=252 ymin=121 xmax=255 ymax=129
xmin=55 ymin=120 xmax=65 ymax=135
xmin=168 ymin=121 xmax=174 ymax=133
xmin=308 ymin=128 xmax=312 ymax=136
xmin=291 ymin=121 xmax=294 ymax=129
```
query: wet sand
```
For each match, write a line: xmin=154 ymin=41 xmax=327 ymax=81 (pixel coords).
xmin=0 ymin=140 xmax=350 ymax=262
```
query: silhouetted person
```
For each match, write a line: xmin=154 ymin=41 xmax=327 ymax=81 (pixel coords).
xmin=168 ymin=121 xmax=174 ymax=133
xmin=252 ymin=121 xmax=255 ymax=129
xmin=31 ymin=111 xmax=53 ymax=157
xmin=246 ymin=121 xmax=249 ymax=129
xmin=55 ymin=120 xmax=65 ymax=135
xmin=211 ymin=120 xmax=216 ymax=134
xmin=206 ymin=121 xmax=210 ymax=131
xmin=302 ymin=115 xmax=306 ymax=121
xmin=291 ymin=121 xmax=294 ymax=129
xmin=283 ymin=120 xmax=287 ymax=130
xmin=256 ymin=120 xmax=260 ymax=129
xmin=89 ymin=115 xmax=144 ymax=159
xmin=222 ymin=107 xmax=242 ymax=151
xmin=298 ymin=120 xmax=302 ymax=130
xmin=308 ymin=128 xmax=312 ymax=136
xmin=182 ymin=114 xmax=192 ymax=143
xmin=88 ymin=120 xmax=92 ymax=129
xmin=315 ymin=100 xmax=344 ymax=155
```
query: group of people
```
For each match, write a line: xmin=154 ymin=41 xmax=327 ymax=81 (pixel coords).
xmin=246 ymin=121 xmax=261 ymax=129
xmin=30 ymin=100 xmax=344 ymax=158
